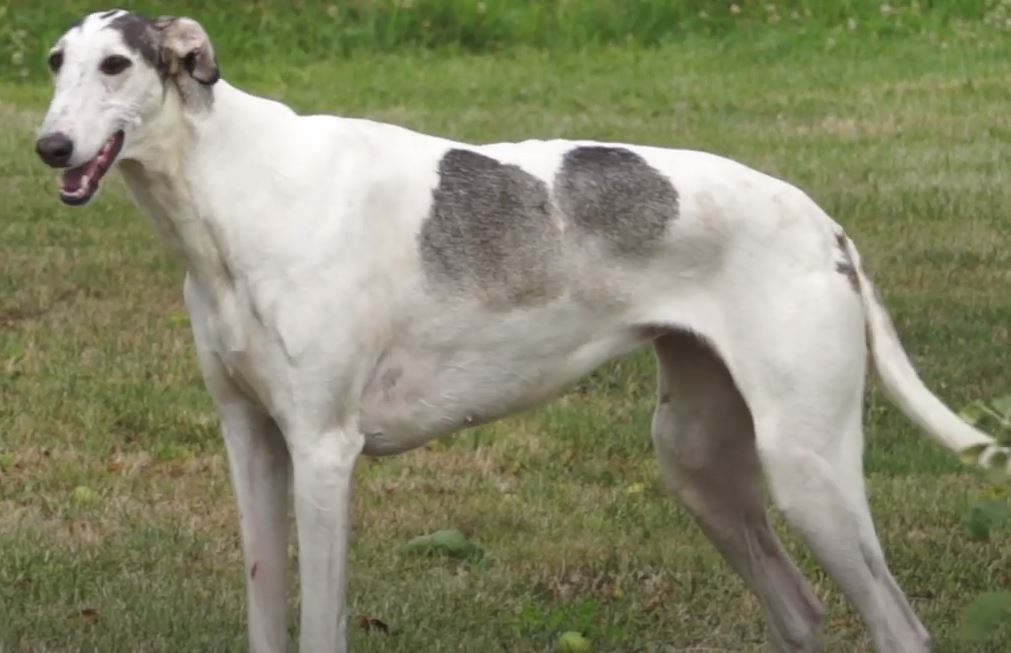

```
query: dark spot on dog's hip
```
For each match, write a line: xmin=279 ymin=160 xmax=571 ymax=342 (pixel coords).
xmin=554 ymin=146 xmax=679 ymax=255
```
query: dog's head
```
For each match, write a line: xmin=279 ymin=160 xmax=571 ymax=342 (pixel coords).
xmin=36 ymin=10 xmax=219 ymax=206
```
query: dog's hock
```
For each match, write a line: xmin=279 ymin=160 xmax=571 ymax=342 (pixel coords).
xmin=155 ymin=16 xmax=219 ymax=85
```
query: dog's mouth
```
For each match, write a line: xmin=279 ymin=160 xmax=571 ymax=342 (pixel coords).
xmin=59 ymin=130 xmax=125 ymax=206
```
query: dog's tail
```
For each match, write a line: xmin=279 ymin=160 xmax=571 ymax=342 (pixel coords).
xmin=841 ymin=235 xmax=1007 ymax=471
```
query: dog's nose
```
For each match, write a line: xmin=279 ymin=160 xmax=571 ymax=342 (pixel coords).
xmin=36 ymin=133 xmax=74 ymax=167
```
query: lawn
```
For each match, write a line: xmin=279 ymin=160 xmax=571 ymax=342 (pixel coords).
xmin=1 ymin=6 xmax=1010 ymax=653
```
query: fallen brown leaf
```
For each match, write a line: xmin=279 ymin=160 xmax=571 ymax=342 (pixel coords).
xmin=356 ymin=615 xmax=390 ymax=634
xmin=68 ymin=607 xmax=99 ymax=624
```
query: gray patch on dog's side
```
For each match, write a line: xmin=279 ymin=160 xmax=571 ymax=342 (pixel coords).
xmin=555 ymin=146 xmax=678 ymax=254
xmin=106 ymin=13 xmax=159 ymax=69
xmin=380 ymin=367 xmax=402 ymax=398
xmin=419 ymin=149 xmax=562 ymax=307
xmin=834 ymin=232 xmax=860 ymax=292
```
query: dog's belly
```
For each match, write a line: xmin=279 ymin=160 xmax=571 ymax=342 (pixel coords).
xmin=358 ymin=318 xmax=647 ymax=456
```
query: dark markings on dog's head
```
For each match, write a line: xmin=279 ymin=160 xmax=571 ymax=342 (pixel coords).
xmin=419 ymin=149 xmax=562 ymax=308
xmin=554 ymin=146 xmax=678 ymax=255
xmin=834 ymin=232 xmax=860 ymax=292
xmin=106 ymin=13 xmax=160 ymax=69
xmin=99 ymin=10 xmax=122 ymax=20
xmin=100 ymin=12 xmax=218 ymax=107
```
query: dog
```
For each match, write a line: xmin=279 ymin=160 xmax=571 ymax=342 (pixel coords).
xmin=35 ymin=10 xmax=1008 ymax=653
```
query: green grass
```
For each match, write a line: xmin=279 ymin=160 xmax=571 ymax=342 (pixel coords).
xmin=2 ymin=8 xmax=1011 ymax=653
xmin=3 ymin=0 xmax=1011 ymax=81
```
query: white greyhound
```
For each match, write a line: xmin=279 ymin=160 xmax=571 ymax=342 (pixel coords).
xmin=35 ymin=10 xmax=1008 ymax=653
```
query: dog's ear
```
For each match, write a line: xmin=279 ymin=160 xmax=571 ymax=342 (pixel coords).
xmin=154 ymin=17 xmax=219 ymax=86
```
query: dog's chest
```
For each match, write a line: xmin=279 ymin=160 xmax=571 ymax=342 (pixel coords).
xmin=185 ymin=274 xmax=297 ymax=418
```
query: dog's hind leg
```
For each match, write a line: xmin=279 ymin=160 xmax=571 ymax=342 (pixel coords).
xmin=652 ymin=331 xmax=825 ymax=652
xmin=728 ymin=277 xmax=931 ymax=653
xmin=751 ymin=397 xmax=931 ymax=652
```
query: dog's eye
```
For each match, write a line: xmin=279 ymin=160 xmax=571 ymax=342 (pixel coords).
xmin=48 ymin=51 xmax=63 ymax=73
xmin=99 ymin=55 xmax=132 ymax=76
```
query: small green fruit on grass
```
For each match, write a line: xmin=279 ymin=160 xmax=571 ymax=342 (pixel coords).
xmin=71 ymin=485 xmax=98 ymax=505
xmin=557 ymin=631 xmax=590 ymax=652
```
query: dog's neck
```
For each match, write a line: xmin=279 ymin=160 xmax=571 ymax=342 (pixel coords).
xmin=118 ymin=79 xmax=299 ymax=352
xmin=118 ymin=80 xmax=276 ymax=289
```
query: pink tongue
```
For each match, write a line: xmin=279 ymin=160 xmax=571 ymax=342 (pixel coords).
xmin=62 ymin=166 xmax=88 ymax=192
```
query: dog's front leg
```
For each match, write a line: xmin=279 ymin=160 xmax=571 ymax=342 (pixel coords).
xmin=219 ymin=400 xmax=292 ymax=653
xmin=290 ymin=426 xmax=364 ymax=653
xmin=188 ymin=280 xmax=292 ymax=653
xmin=192 ymin=356 xmax=291 ymax=652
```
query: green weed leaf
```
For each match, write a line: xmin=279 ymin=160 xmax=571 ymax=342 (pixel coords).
xmin=401 ymin=529 xmax=485 ymax=561
xmin=960 ymin=591 xmax=1011 ymax=642
xmin=960 ymin=400 xmax=989 ymax=426
xmin=962 ymin=501 xmax=1009 ymax=542
xmin=990 ymin=395 xmax=1011 ymax=420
